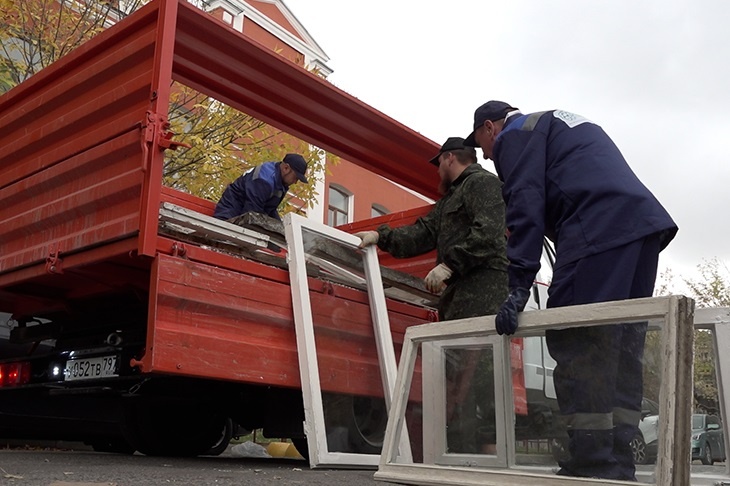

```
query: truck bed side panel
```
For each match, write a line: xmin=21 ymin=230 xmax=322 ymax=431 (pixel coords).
xmin=0 ymin=10 xmax=160 ymax=279
xmin=144 ymin=254 xmax=427 ymax=396
xmin=0 ymin=132 xmax=144 ymax=276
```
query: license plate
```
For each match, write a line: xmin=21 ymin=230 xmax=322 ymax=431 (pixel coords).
xmin=65 ymin=355 xmax=118 ymax=381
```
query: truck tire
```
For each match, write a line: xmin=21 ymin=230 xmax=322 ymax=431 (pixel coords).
xmin=349 ymin=395 xmax=387 ymax=453
xmin=122 ymin=399 xmax=226 ymax=457
xmin=321 ymin=393 xmax=385 ymax=454
xmin=203 ymin=418 xmax=234 ymax=456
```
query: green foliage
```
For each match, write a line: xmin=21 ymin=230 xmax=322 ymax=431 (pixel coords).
xmin=684 ymin=258 xmax=730 ymax=308
xmin=655 ymin=258 xmax=729 ymax=413
xmin=693 ymin=329 xmax=719 ymax=413
xmin=641 ymin=329 xmax=662 ymax=403
xmin=0 ymin=69 xmax=12 ymax=92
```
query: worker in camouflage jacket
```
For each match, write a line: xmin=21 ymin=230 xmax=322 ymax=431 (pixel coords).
xmin=356 ymin=137 xmax=508 ymax=454
xmin=355 ymin=136 xmax=508 ymax=321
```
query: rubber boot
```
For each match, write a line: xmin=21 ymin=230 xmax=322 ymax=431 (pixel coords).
xmin=557 ymin=429 xmax=622 ymax=479
xmin=613 ymin=423 xmax=638 ymax=481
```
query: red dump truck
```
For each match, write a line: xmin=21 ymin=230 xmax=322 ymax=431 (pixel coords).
xmin=0 ymin=0 xmax=565 ymax=459
xmin=0 ymin=0 xmax=448 ymax=457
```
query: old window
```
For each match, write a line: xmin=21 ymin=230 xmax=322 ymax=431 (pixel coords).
xmin=327 ymin=185 xmax=351 ymax=227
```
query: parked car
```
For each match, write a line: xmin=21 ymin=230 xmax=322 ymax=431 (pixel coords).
xmin=631 ymin=398 xmax=660 ymax=465
xmin=691 ymin=414 xmax=726 ymax=465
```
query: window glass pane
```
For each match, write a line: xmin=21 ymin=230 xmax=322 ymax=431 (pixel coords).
xmin=329 ymin=187 xmax=347 ymax=211
xmin=445 ymin=346 xmax=496 ymax=455
xmin=328 ymin=187 xmax=350 ymax=227
xmin=371 ymin=205 xmax=388 ymax=218
xmin=693 ymin=415 xmax=703 ymax=429
xmin=513 ymin=326 xmax=666 ymax=479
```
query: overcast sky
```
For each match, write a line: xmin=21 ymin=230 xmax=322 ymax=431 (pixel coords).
xmin=285 ymin=0 xmax=729 ymax=285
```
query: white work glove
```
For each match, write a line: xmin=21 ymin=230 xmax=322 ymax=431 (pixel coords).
xmin=424 ymin=263 xmax=453 ymax=294
xmin=354 ymin=230 xmax=379 ymax=248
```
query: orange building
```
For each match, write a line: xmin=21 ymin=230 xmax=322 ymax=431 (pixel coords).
xmin=205 ymin=0 xmax=433 ymax=225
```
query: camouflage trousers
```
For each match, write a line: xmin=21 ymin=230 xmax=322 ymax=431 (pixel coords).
xmin=439 ymin=266 xmax=508 ymax=321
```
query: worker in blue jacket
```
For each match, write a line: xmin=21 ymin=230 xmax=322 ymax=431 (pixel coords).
xmin=213 ymin=153 xmax=309 ymax=221
xmin=465 ymin=101 xmax=677 ymax=480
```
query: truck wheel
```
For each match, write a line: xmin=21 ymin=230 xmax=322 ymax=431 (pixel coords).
xmin=321 ymin=393 xmax=385 ymax=454
xmin=123 ymin=399 xmax=225 ymax=457
xmin=203 ymin=418 xmax=234 ymax=456
xmin=349 ymin=395 xmax=387 ymax=453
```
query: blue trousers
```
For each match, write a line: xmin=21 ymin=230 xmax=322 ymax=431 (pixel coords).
xmin=545 ymin=234 xmax=661 ymax=480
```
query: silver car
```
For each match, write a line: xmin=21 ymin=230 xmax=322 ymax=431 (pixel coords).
xmin=691 ymin=414 xmax=726 ymax=465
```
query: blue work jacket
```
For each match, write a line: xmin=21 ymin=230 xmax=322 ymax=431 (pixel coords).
xmin=213 ymin=162 xmax=287 ymax=221
xmin=493 ymin=110 xmax=678 ymax=290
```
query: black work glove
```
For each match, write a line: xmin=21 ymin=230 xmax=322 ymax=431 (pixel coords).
xmin=495 ymin=287 xmax=531 ymax=335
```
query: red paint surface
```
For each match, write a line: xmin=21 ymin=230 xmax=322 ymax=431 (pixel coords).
xmin=0 ymin=0 xmax=439 ymax=397
xmin=143 ymin=254 xmax=428 ymax=395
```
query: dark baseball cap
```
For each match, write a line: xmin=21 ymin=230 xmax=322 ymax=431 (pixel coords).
xmin=283 ymin=153 xmax=308 ymax=183
xmin=429 ymin=137 xmax=470 ymax=166
xmin=464 ymin=100 xmax=518 ymax=147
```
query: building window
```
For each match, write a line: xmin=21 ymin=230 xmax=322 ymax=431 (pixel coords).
xmin=371 ymin=204 xmax=389 ymax=218
xmin=327 ymin=185 xmax=351 ymax=227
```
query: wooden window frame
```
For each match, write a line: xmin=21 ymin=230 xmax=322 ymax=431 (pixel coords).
xmin=375 ymin=296 xmax=695 ymax=486
xmin=693 ymin=307 xmax=730 ymax=482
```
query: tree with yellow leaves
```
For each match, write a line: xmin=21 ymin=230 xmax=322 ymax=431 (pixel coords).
xmin=1 ymin=0 xmax=334 ymax=215
xmin=0 ymin=0 xmax=147 ymax=90
xmin=165 ymin=83 xmax=331 ymax=215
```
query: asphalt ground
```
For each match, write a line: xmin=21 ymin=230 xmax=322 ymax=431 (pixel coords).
xmin=1 ymin=441 xmax=728 ymax=486
xmin=0 ymin=445 xmax=399 ymax=486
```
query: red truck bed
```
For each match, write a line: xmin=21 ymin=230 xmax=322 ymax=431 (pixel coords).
xmin=0 ymin=0 xmax=440 ymax=378
xmin=0 ymin=0 xmax=441 ymax=456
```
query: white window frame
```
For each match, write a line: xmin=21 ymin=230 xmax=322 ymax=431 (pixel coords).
xmin=283 ymin=212 xmax=411 ymax=468
xmin=375 ymin=295 xmax=694 ymax=486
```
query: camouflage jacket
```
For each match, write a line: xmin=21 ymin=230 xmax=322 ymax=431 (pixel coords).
xmin=378 ymin=164 xmax=507 ymax=320
xmin=377 ymin=164 xmax=508 ymax=279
